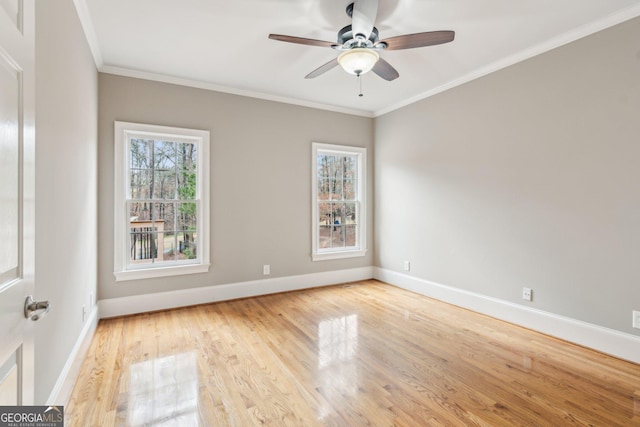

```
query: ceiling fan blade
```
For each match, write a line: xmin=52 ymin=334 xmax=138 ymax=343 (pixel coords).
xmin=352 ymin=0 xmax=378 ymax=40
xmin=381 ymin=31 xmax=455 ymax=50
xmin=269 ymin=34 xmax=336 ymax=48
xmin=372 ymin=57 xmax=399 ymax=81
xmin=305 ymin=58 xmax=340 ymax=79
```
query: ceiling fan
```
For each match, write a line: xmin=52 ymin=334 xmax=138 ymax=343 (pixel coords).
xmin=268 ymin=0 xmax=455 ymax=82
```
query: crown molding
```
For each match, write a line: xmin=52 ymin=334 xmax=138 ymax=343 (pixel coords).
xmin=100 ymin=65 xmax=375 ymax=118
xmin=72 ymin=0 xmax=103 ymax=68
xmin=374 ymin=3 xmax=640 ymax=117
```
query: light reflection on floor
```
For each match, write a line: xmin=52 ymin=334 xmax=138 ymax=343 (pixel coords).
xmin=318 ymin=314 xmax=358 ymax=369
xmin=128 ymin=352 xmax=199 ymax=426
xmin=317 ymin=314 xmax=359 ymax=420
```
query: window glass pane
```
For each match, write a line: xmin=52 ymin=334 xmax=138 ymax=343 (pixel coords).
xmin=317 ymin=154 xmax=332 ymax=179
xmin=178 ymin=202 xmax=197 ymax=228
xmin=177 ymin=143 xmax=197 ymax=200
xmin=176 ymin=143 xmax=197 ymax=168
xmin=154 ymin=140 xmax=176 ymax=171
xmin=129 ymin=201 xmax=152 ymax=222
xmin=332 ymin=202 xmax=345 ymax=226
xmin=130 ymin=170 xmax=152 ymax=199
xmin=344 ymin=202 xmax=357 ymax=225
xmin=328 ymin=155 xmax=340 ymax=181
xmin=318 ymin=202 xmax=332 ymax=227
xmin=154 ymin=169 xmax=176 ymax=199
xmin=332 ymin=225 xmax=346 ymax=248
xmin=318 ymin=201 xmax=340 ymax=250
xmin=317 ymin=179 xmax=329 ymax=201
xmin=345 ymin=224 xmax=357 ymax=247
xmin=318 ymin=225 xmax=331 ymax=249
xmin=129 ymin=201 xmax=170 ymax=264
xmin=177 ymin=202 xmax=197 ymax=259
xmin=327 ymin=156 xmax=342 ymax=200
xmin=130 ymin=139 xmax=152 ymax=169
xmin=329 ymin=179 xmax=343 ymax=200
xmin=178 ymin=232 xmax=198 ymax=260
xmin=343 ymin=179 xmax=356 ymax=200
xmin=162 ymin=232 xmax=178 ymax=261
xmin=152 ymin=202 xmax=175 ymax=231
xmin=342 ymin=155 xmax=357 ymax=180
xmin=130 ymin=228 xmax=161 ymax=264
xmin=154 ymin=202 xmax=178 ymax=261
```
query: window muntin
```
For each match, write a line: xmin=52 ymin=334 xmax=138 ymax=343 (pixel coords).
xmin=114 ymin=122 xmax=209 ymax=281
xmin=312 ymin=143 xmax=366 ymax=261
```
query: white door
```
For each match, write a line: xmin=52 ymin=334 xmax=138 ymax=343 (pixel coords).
xmin=0 ymin=0 xmax=36 ymax=405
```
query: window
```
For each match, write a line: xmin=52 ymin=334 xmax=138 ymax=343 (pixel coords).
xmin=312 ymin=143 xmax=366 ymax=261
xmin=114 ymin=122 xmax=210 ymax=281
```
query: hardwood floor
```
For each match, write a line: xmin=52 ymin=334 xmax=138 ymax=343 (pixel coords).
xmin=66 ymin=280 xmax=640 ymax=426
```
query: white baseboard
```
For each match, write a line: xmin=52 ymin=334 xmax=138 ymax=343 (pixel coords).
xmin=54 ymin=266 xmax=639 ymax=408
xmin=374 ymin=267 xmax=640 ymax=365
xmin=99 ymin=266 xmax=374 ymax=318
xmin=46 ymin=304 xmax=99 ymax=406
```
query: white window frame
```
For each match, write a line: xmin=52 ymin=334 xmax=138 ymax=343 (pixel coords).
xmin=113 ymin=121 xmax=210 ymax=281
xmin=312 ymin=142 xmax=367 ymax=261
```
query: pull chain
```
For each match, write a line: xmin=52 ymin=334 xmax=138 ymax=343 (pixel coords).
xmin=358 ymin=73 xmax=363 ymax=97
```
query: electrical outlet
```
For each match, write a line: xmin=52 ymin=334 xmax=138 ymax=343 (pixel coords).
xmin=633 ymin=310 xmax=640 ymax=329
xmin=263 ymin=264 xmax=270 ymax=275
xmin=522 ymin=287 xmax=532 ymax=302
xmin=403 ymin=260 xmax=410 ymax=271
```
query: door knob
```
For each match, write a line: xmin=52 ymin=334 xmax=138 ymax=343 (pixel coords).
xmin=24 ymin=295 xmax=50 ymax=321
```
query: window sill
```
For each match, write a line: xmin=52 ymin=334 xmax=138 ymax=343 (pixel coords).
xmin=312 ymin=249 xmax=367 ymax=262
xmin=114 ymin=263 xmax=210 ymax=282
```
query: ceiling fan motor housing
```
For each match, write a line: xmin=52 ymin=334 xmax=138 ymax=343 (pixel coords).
xmin=337 ymin=25 xmax=380 ymax=48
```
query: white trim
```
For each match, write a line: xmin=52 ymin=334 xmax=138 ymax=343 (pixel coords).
xmin=113 ymin=121 xmax=210 ymax=281
xmin=374 ymin=267 xmax=640 ymax=365
xmin=46 ymin=305 xmax=99 ymax=406
xmin=312 ymin=249 xmax=367 ymax=262
xmin=72 ymin=0 xmax=103 ymax=68
xmin=99 ymin=267 xmax=374 ymax=318
xmin=114 ymin=263 xmax=211 ymax=282
xmin=374 ymin=4 xmax=640 ymax=117
xmin=100 ymin=66 xmax=374 ymax=118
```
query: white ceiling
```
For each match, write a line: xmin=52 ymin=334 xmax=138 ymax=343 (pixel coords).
xmin=78 ymin=0 xmax=640 ymax=117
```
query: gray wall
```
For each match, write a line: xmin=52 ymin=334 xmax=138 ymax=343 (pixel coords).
xmin=98 ymin=75 xmax=374 ymax=300
xmin=35 ymin=1 xmax=98 ymax=403
xmin=375 ymin=17 xmax=640 ymax=335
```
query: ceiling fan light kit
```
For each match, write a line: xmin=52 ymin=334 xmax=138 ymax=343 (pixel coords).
xmin=338 ymin=48 xmax=379 ymax=76
xmin=268 ymin=0 xmax=455 ymax=86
